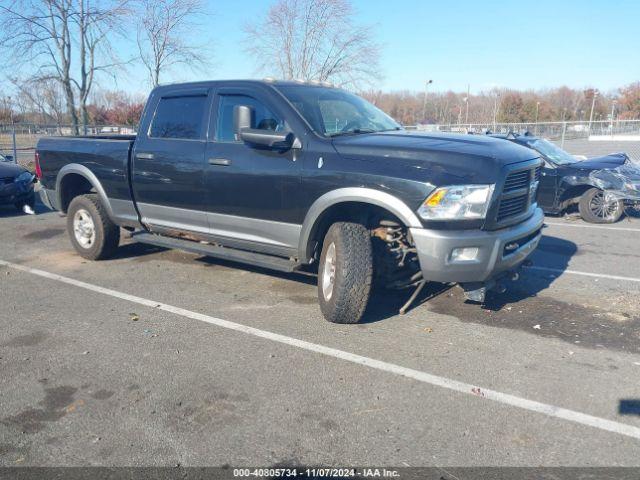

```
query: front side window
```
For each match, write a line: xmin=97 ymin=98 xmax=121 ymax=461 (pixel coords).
xmin=149 ymin=95 xmax=207 ymax=140
xmin=275 ymin=85 xmax=400 ymax=137
xmin=215 ymin=94 xmax=284 ymax=142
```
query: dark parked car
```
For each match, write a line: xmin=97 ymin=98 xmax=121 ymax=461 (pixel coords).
xmin=0 ymin=153 xmax=36 ymax=211
xmin=491 ymin=131 xmax=634 ymax=223
xmin=36 ymin=80 xmax=544 ymax=323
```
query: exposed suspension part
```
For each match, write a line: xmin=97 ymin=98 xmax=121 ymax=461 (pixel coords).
xmin=371 ymin=220 xmax=425 ymax=314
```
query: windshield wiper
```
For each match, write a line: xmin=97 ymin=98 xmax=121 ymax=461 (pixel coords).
xmin=328 ymin=128 xmax=378 ymax=138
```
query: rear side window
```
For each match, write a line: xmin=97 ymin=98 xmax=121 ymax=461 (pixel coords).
xmin=149 ymin=95 xmax=206 ymax=139
xmin=215 ymin=94 xmax=283 ymax=142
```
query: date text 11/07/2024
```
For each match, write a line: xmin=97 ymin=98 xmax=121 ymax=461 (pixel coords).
xmin=232 ymin=467 xmax=400 ymax=477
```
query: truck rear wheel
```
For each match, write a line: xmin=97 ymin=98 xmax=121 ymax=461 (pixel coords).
xmin=66 ymin=194 xmax=120 ymax=260
xmin=578 ymin=187 xmax=623 ymax=224
xmin=318 ymin=222 xmax=373 ymax=324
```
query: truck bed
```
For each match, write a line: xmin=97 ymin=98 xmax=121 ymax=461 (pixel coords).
xmin=37 ymin=135 xmax=137 ymax=221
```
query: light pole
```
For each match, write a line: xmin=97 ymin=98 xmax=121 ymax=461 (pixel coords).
xmin=611 ymin=100 xmax=617 ymax=136
xmin=464 ymin=84 xmax=470 ymax=124
xmin=8 ymin=96 xmax=17 ymax=164
xmin=492 ymin=92 xmax=501 ymax=131
xmin=534 ymin=101 xmax=540 ymax=135
xmin=587 ymin=89 xmax=599 ymax=133
xmin=422 ymin=79 xmax=433 ymax=124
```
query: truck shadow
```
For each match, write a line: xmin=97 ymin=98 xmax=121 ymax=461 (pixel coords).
xmin=361 ymin=283 xmax=453 ymax=323
xmin=111 ymin=241 xmax=171 ymax=261
xmin=116 ymin=233 xmax=578 ymax=324
xmin=481 ymin=234 xmax=578 ymax=311
xmin=395 ymin=234 xmax=578 ymax=319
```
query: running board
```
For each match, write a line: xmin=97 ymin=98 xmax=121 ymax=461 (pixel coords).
xmin=131 ymin=232 xmax=299 ymax=273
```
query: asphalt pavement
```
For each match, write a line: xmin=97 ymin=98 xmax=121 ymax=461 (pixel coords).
xmin=1 ymin=203 xmax=640 ymax=467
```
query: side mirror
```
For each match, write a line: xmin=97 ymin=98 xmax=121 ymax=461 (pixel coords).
xmin=233 ymin=105 xmax=252 ymax=139
xmin=239 ymin=129 xmax=295 ymax=150
xmin=233 ymin=104 xmax=296 ymax=150
xmin=4 ymin=155 xmax=13 ymax=162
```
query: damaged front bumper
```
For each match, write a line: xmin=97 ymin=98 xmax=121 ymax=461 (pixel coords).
xmin=410 ymin=207 xmax=544 ymax=293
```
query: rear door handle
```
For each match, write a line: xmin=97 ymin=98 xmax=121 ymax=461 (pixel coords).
xmin=208 ymin=158 xmax=231 ymax=166
xmin=136 ymin=152 xmax=154 ymax=160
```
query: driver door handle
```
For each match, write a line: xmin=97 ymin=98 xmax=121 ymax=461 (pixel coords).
xmin=208 ymin=158 xmax=232 ymax=166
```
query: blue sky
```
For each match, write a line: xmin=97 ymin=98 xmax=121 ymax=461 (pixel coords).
xmin=115 ymin=0 xmax=640 ymax=94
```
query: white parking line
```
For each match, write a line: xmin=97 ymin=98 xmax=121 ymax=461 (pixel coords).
xmin=528 ymin=265 xmax=640 ymax=283
xmin=545 ymin=221 xmax=640 ymax=233
xmin=2 ymin=258 xmax=640 ymax=441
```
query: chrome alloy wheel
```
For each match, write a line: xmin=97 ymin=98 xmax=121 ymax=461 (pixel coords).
xmin=321 ymin=242 xmax=337 ymax=301
xmin=589 ymin=191 xmax=620 ymax=220
xmin=73 ymin=208 xmax=96 ymax=249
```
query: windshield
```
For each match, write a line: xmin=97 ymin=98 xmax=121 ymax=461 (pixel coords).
xmin=527 ymin=138 xmax=576 ymax=165
xmin=275 ymin=85 xmax=401 ymax=137
xmin=0 ymin=154 xmax=8 ymax=162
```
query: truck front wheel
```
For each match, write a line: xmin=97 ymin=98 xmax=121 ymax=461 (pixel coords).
xmin=318 ymin=222 xmax=373 ymax=324
xmin=66 ymin=194 xmax=120 ymax=260
xmin=578 ymin=187 xmax=623 ymax=224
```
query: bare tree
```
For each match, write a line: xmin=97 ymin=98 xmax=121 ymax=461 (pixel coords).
xmin=10 ymin=77 xmax=67 ymax=126
xmin=76 ymin=0 xmax=129 ymax=132
xmin=136 ymin=0 xmax=209 ymax=87
xmin=0 ymin=0 xmax=128 ymax=134
xmin=245 ymin=0 xmax=381 ymax=88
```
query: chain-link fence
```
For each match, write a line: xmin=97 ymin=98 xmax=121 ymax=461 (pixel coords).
xmin=407 ymin=120 xmax=640 ymax=161
xmin=3 ymin=120 xmax=640 ymax=169
xmin=408 ymin=119 xmax=640 ymax=141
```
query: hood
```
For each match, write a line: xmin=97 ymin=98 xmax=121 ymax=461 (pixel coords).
xmin=331 ymin=131 xmax=539 ymax=184
xmin=571 ymin=152 xmax=628 ymax=171
xmin=0 ymin=161 xmax=27 ymax=178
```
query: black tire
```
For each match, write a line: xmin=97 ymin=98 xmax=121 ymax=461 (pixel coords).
xmin=578 ymin=187 xmax=623 ymax=224
xmin=317 ymin=222 xmax=373 ymax=324
xmin=66 ymin=194 xmax=120 ymax=260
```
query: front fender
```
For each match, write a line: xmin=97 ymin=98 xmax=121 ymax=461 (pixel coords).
xmin=298 ymin=187 xmax=422 ymax=262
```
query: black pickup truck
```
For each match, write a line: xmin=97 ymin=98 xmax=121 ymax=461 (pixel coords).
xmin=37 ymin=80 xmax=544 ymax=323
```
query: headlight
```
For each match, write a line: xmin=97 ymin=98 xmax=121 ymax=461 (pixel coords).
xmin=14 ymin=171 xmax=34 ymax=184
xmin=417 ymin=184 xmax=494 ymax=220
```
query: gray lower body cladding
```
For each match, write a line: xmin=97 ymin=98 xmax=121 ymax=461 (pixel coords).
xmin=39 ymin=188 xmax=57 ymax=210
xmin=410 ymin=208 xmax=544 ymax=284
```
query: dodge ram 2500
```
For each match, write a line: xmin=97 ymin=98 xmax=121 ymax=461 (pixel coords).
xmin=36 ymin=80 xmax=544 ymax=323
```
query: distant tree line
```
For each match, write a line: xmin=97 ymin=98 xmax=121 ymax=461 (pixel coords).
xmin=0 ymin=82 xmax=145 ymax=127
xmin=3 ymin=82 xmax=639 ymax=129
xmin=362 ymin=83 xmax=640 ymax=126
